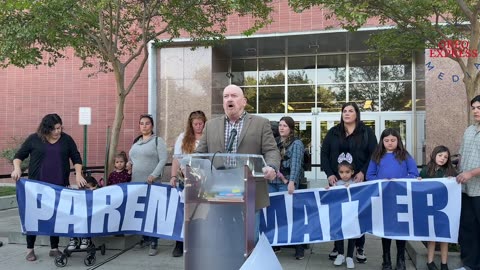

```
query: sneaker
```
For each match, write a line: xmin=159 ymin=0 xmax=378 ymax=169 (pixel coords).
xmin=329 ymin=248 xmax=339 ymax=260
xmin=80 ymin=238 xmax=91 ymax=249
xmin=172 ymin=241 xmax=183 ymax=257
xmin=49 ymin=249 xmax=63 ymax=257
xmin=334 ymin=254 xmax=345 ymax=266
xmin=356 ymin=247 xmax=367 ymax=263
xmin=346 ymin=257 xmax=355 ymax=269
xmin=149 ymin=244 xmax=158 ymax=256
xmin=273 ymin=246 xmax=281 ymax=254
xmin=67 ymin=238 xmax=78 ymax=251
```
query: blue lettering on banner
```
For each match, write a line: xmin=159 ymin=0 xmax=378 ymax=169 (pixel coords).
xmin=17 ymin=178 xmax=461 ymax=244
xmin=349 ymin=183 xmax=380 ymax=234
xmin=261 ymin=194 xmax=289 ymax=243
xmin=318 ymin=188 xmax=349 ymax=240
xmin=411 ymin=181 xmax=450 ymax=238
xmin=291 ymin=192 xmax=322 ymax=243
xmin=382 ymin=181 xmax=409 ymax=237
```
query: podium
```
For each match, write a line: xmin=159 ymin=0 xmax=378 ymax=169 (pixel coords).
xmin=178 ymin=153 xmax=267 ymax=270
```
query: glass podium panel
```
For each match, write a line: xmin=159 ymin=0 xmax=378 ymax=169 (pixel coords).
xmin=178 ymin=154 xmax=266 ymax=270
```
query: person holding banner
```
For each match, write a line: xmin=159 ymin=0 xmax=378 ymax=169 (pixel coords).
xmin=270 ymin=116 xmax=305 ymax=259
xmin=330 ymin=153 xmax=357 ymax=269
xmin=169 ymin=110 xmax=207 ymax=257
xmin=366 ymin=128 xmax=419 ymax=270
xmin=456 ymin=95 xmax=480 ymax=270
xmin=419 ymin=145 xmax=457 ymax=270
xmin=128 ymin=114 xmax=168 ymax=256
xmin=321 ymin=102 xmax=377 ymax=263
xmin=10 ymin=113 xmax=86 ymax=262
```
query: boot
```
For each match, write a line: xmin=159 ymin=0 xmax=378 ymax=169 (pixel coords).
xmin=440 ymin=263 xmax=448 ymax=270
xmin=427 ymin=261 xmax=438 ymax=270
xmin=172 ymin=241 xmax=183 ymax=257
xmin=382 ymin=253 xmax=392 ymax=270
xmin=396 ymin=254 xmax=406 ymax=270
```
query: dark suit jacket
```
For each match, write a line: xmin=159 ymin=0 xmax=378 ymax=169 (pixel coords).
xmin=196 ymin=112 xmax=281 ymax=209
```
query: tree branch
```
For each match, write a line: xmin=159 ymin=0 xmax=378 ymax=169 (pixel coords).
xmin=456 ymin=0 xmax=474 ymax=23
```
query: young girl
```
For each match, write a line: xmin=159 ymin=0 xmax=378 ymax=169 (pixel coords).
xmin=419 ymin=146 xmax=456 ymax=270
xmin=366 ymin=128 xmax=419 ymax=270
xmin=331 ymin=153 xmax=357 ymax=269
xmin=107 ymin=151 xmax=131 ymax=185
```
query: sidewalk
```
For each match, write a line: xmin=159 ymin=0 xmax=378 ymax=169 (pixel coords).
xmin=0 ymin=208 xmax=417 ymax=270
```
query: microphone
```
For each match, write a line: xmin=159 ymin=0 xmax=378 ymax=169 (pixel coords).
xmin=226 ymin=128 xmax=237 ymax=153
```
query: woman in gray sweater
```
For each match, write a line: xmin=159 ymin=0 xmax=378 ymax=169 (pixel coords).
xmin=128 ymin=114 xmax=167 ymax=256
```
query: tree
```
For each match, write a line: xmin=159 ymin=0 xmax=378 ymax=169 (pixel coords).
xmin=289 ymin=0 xmax=480 ymax=122
xmin=0 ymin=0 xmax=273 ymax=170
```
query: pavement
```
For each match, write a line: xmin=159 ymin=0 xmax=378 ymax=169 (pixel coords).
xmin=0 ymin=206 xmax=417 ymax=270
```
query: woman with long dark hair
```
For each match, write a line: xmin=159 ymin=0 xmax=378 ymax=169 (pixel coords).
xmin=321 ymin=102 xmax=377 ymax=263
xmin=11 ymin=113 xmax=86 ymax=261
xmin=128 ymin=114 xmax=167 ymax=256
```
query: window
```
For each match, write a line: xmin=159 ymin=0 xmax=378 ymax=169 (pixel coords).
xmin=259 ymin=58 xmax=285 ymax=85
xmin=317 ymin=55 xmax=346 ymax=83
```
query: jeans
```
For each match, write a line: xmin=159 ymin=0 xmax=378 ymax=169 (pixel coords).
xmin=143 ymin=236 xmax=158 ymax=247
xmin=268 ymin=183 xmax=288 ymax=193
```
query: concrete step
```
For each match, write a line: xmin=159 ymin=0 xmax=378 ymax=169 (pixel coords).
xmin=406 ymin=240 xmax=462 ymax=270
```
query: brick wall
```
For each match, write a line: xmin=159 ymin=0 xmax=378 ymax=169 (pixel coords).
xmin=0 ymin=49 xmax=149 ymax=181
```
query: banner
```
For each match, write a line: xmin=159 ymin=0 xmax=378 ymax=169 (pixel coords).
xmin=16 ymin=179 xmax=184 ymax=240
xmin=16 ymin=178 xmax=461 ymax=244
xmin=262 ymin=179 xmax=460 ymax=245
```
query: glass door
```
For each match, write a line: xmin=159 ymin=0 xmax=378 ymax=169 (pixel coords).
xmin=379 ymin=112 xmax=413 ymax=159
xmin=314 ymin=113 xmax=380 ymax=182
xmin=260 ymin=114 xmax=314 ymax=180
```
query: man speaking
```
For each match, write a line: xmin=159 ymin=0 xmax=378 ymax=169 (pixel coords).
xmin=196 ymin=84 xmax=281 ymax=210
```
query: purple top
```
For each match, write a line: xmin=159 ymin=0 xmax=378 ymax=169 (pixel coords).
xmin=39 ymin=141 xmax=64 ymax=186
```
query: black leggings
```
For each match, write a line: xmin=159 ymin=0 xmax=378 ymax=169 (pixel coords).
xmin=26 ymin=235 xmax=59 ymax=249
xmin=335 ymin=238 xmax=356 ymax=257
xmin=381 ymin=238 xmax=406 ymax=257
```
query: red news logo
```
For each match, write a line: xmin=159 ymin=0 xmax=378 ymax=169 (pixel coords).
xmin=429 ymin=39 xmax=479 ymax=58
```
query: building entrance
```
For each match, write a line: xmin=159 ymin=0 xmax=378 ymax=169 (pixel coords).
xmin=261 ymin=111 xmax=421 ymax=182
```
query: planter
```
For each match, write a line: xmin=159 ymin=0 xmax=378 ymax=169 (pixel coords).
xmin=406 ymin=240 xmax=462 ymax=270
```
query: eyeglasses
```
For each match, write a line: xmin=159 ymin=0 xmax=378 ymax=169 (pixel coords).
xmin=140 ymin=114 xmax=152 ymax=118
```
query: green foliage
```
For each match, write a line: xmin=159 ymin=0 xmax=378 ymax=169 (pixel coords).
xmin=0 ymin=137 xmax=28 ymax=172
xmin=289 ymin=0 xmax=474 ymax=59
xmin=0 ymin=0 xmax=273 ymax=71
xmin=0 ymin=0 xmax=274 ymax=169
xmin=0 ymin=186 xmax=16 ymax=197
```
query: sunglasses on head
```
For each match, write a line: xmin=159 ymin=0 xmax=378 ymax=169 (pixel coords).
xmin=189 ymin=111 xmax=205 ymax=117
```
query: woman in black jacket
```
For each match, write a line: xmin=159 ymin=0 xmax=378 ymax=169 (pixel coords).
xmin=11 ymin=113 xmax=86 ymax=262
xmin=321 ymin=102 xmax=377 ymax=264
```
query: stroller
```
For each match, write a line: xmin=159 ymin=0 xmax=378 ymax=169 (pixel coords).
xmin=54 ymin=175 xmax=106 ymax=267
xmin=54 ymin=240 xmax=106 ymax=267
